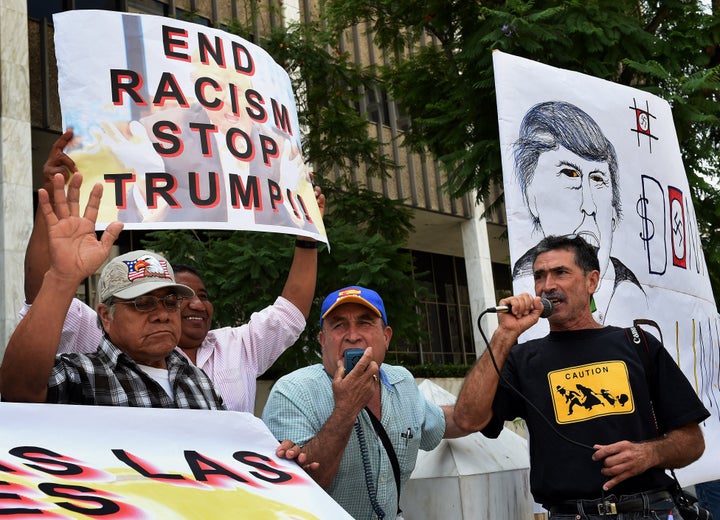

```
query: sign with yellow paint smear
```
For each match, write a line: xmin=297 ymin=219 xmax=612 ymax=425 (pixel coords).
xmin=0 ymin=403 xmax=351 ymax=519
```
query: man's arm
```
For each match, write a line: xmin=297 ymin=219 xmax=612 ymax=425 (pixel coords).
xmin=271 ymin=350 xmax=379 ymax=489
xmin=24 ymin=130 xmax=77 ymax=304
xmin=593 ymin=422 xmax=705 ymax=491
xmin=454 ymin=294 xmax=543 ymax=432
xmin=0 ymin=174 xmax=122 ymax=402
xmin=275 ymin=440 xmax=320 ymax=472
xmin=441 ymin=405 xmax=470 ymax=439
xmin=281 ymin=186 xmax=325 ymax=318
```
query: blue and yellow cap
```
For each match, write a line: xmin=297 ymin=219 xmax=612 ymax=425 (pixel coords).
xmin=320 ymin=286 xmax=387 ymax=325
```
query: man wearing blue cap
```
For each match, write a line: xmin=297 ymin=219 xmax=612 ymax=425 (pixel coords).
xmin=263 ymin=286 xmax=468 ymax=519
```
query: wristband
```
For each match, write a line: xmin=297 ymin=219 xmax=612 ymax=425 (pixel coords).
xmin=295 ymin=239 xmax=318 ymax=249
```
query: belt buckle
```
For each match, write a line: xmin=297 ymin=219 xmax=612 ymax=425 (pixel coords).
xmin=597 ymin=501 xmax=617 ymax=515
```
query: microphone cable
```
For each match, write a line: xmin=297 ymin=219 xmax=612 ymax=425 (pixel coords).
xmin=477 ymin=308 xmax=595 ymax=453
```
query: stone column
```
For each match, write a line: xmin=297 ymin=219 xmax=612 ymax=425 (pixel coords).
xmin=461 ymin=197 xmax=499 ymax=355
xmin=0 ymin=0 xmax=33 ymax=357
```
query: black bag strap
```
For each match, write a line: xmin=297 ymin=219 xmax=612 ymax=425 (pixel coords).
xmin=625 ymin=319 xmax=660 ymax=434
xmin=624 ymin=320 xmax=713 ymax=519
xmin=365 ymin=407 xmax=402 ymax=515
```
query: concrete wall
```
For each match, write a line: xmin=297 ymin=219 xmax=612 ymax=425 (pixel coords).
xmin=0 ymin=0 xmax=34 ymax=359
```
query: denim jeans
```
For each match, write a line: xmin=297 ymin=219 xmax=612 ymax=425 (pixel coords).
xmin=695 ymin=479 xmax=720 ymax=520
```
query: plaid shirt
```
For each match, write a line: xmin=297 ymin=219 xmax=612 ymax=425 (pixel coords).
xmin=47 ymin=337 xmax=225 ymax=409
xmin=20 ymin=297 xmax=305 ymax=412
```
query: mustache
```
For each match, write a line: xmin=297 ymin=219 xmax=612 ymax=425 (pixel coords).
xmin=541 ymin=290 xmax=566 ymax=303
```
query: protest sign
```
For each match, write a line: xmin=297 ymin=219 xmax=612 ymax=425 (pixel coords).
xmin=0 ymin=402 xmax=350 ymax=518
xmin=493 ymin=50 xmax=719 ymax=484
xmin=53 ymin=10 xmax=325 ymax=242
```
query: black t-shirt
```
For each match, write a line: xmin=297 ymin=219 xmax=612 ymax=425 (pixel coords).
xmin=482 ymin=326 xmax=710 ymax=507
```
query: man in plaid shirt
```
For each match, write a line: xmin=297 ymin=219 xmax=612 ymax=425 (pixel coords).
xmin=0 ymin=173 xmax=224 ymax=410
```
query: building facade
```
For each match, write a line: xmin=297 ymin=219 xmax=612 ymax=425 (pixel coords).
xmin=0 ymin=0 xmax=512 ymax=362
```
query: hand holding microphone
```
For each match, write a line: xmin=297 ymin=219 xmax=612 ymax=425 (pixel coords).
xmin=488 ymin=297 xmax=553 ymax=318
xmin=478 ymin=294 xmax=553 ymax=338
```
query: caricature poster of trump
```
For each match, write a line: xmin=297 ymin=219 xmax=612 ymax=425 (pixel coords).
xmin=493 ymin=50 xmax=719 ymax=484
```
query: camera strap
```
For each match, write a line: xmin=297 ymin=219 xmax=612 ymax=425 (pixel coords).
xmin=625 ymin=321 xmax=713 ymax=520
xmin=365 ymin=407 xmax=403 ymax=516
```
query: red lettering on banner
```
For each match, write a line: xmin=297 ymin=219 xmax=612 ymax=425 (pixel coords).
xmin=106 ymin=71 xmax=294 ymax=137
xmin=195 ymin=77 xmax=223 ymax=110
xmin=188 ymin=122 xmax=219 ymax=157
xmin=226 ymin=128 xmax=255 ymax=161
xmin=231 ymin=42 xmax=255 ymax=75
xmin=184 ymin=451 xmax=254 ymax=488
xmin=104 ymin=173 xmax=135 ymax=209
xmin=189 ymin=172 xmax=221 ymax=208
xmin=38 ymin=483 xmax=123 ymax=516
xmin=146 ymin=173 xmax=180 ymax=209
xmin=259 ymin=135 xmax=279 ymax=166
xmin=229 ymin=175 xmax=262 ymax=210
xmin=268 ymin=180 xmax=283 ymax=212
xmin=161 ymin=25 xmax=254 ymax=75
xmin=0 ymin=460 xmax=34 ymax=477
xmin=233 ymin=452 xmax=296 ymax=484
xmin=112 ymin=449 xmax=186 ymax=482
xmin=0 ymin=480 xmax=45 ymax=517
xmin=110 ymin=70 xmax=145 ymax=106
xmin=198 ymin=33 xmax=225 ymax=69
xmin=162 ymin=25 xmax=190 ymax=62
xmin=272 ymin=99 xmax=293 ymax=136
xmin=0 ymin=480 xmax=136 ymax=518
xmin=102 ymin=172 xmax=314 ymax=223
xmin=9 ymin=447 xmax=108 ymax=481
xmin=296 ymin=191 xmax=313 ymax=222
xmin=151 ymin=121 xmax=183 ymax=157
xmin=152 ymin=72 xmax=189 ymax=108
xmin=245 ymin=90 xmax=268 ymax=124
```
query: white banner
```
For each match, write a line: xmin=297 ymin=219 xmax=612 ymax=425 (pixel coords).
xmin=53 ymin=10 xmax=325 ymax=242
xmin=493 ymin=50 xmax=719 ymax=485
xmin=0 ymin=403 xmax=351 ymax=518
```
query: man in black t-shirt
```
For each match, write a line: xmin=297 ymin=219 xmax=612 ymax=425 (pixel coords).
xmin=455 ymin=235 xmax=709 ymax=519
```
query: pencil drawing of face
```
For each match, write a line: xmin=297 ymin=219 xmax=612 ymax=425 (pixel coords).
xmin=514 ymin=101 xmax=621 ymax=278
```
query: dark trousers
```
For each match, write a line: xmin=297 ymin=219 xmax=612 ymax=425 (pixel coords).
xmin=548 ymin=489 xmax=683 ymax=519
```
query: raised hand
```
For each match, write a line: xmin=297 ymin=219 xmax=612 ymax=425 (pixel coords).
xmin=42 ymin=129 xmax=78 ymax=198
xmin=40 ymin=173 xmax=123 ymax=285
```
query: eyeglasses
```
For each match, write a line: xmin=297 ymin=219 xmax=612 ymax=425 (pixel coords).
xmin=111 ymin=293 xmax=185 ymax=312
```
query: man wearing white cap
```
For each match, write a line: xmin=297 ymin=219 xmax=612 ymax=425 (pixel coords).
xmin=19 ymin=129 xmax=321 ymax=412
xmin=263 ymin=286 xmax=469 ymax=519
xmin=0 ymin=174 xmax=223 ymax=409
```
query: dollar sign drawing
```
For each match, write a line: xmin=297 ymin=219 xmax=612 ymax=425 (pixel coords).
xmin=636 ymin=195 xmax=655 ymax=244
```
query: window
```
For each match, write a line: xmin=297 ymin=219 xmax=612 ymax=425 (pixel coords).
xmin=387 ymin=251 xmax=477 ymax=366
xmin=365 ymin=87 xmax=390 ymax=126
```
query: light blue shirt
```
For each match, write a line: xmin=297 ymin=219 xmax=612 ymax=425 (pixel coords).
xmin=262 ymin=363 xmax=445 ymax=519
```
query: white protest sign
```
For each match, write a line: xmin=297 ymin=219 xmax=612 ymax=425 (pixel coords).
xmin=493 ymin=50 xmax=719 ymax=484
xmin=0 ymin=402 xmax=351 ymax=518
xmin=53 ymin=10 xmax=325 ymax=241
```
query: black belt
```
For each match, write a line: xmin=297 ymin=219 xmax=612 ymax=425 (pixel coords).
xmin=549 ymin=490 xmax=673 ymax=516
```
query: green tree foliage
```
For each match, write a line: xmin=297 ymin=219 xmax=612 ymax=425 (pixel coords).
xmin=154 ymin=1 xmax=720 ymax=379
xmin=319 ymin=0 xmax=720 ymax=298
xmin=141 ymin=179 xmax=423 ymax=376
xmin=142 ymin=13 xmax=430 ymax=375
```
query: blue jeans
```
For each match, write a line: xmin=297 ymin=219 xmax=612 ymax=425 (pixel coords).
xmin=695 ymin=479 xmax=720 ymax=519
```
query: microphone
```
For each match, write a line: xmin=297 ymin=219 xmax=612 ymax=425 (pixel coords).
xmin=488 ymin=297 xmax=554 ymax=318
